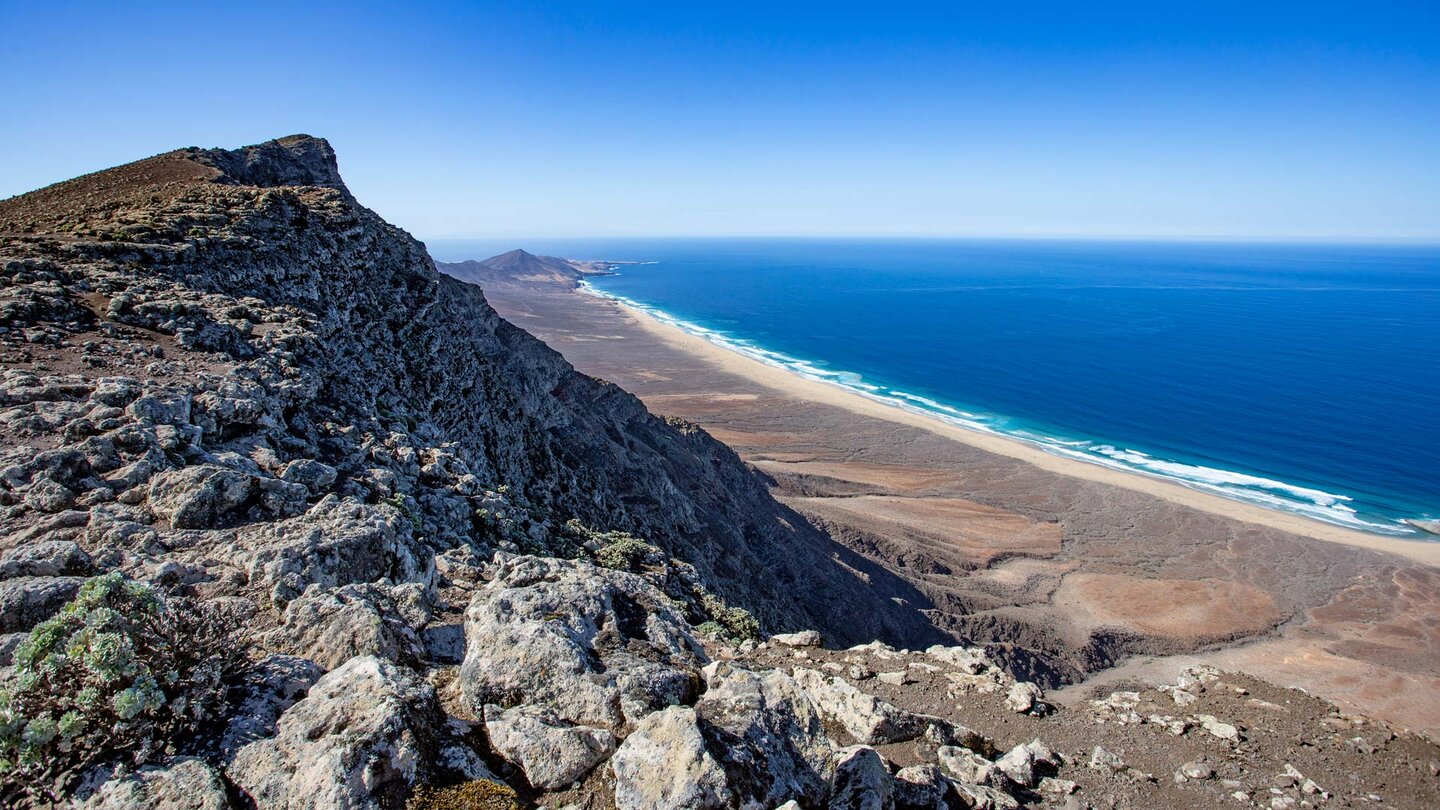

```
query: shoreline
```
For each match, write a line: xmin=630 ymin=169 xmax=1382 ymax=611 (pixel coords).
xmin=589 ymin=289 xmax=1440 ymax=567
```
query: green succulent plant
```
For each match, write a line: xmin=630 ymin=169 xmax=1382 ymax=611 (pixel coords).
xmin=0 ymin=573 xmax=235 ymax=805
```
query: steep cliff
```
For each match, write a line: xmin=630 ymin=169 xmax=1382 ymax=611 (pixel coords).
xmin=0 ymin=135 xmax=937 ymax=648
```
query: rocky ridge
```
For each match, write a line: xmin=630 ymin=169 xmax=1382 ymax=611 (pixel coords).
xmin=0 ymin=136 xmax=1436 ymax=808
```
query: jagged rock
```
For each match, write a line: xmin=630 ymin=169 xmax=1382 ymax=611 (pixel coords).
xmin=459 ymin=555 xmax=706 ymax=731
xmin=1088 ymin=746 xmax=1127 ymax=774
xmin=772 ymin=630 xmax=823 ymax=648
xmin=270 ymin=582 xmax=425 ymax=670
xmin=71 ymin=758 xmax=232 ymax=810
xmin=237 ymin=496 xmax=424 ymax=606
xmin=484 ymin=705 xmax=616 ymax=791
xmin=794 ymin=667 xmax=925 ymax=745
xmin=280 ymin=459 xmax=336 ymax=497
xmin=893 ymin=764 xmax=949 ymax=809
xmin=147 ymin=465 xmax=252 ymax=529
xmin=923 ymin=718 xmax=992 ymax=755
xmin=1037 ymin=777 xmax=1078 ymax=801
xmin=1177 ymin=761 xmax=1214 ymax=781
xmin=694 ymin=662 xmax=835 ymax=807
xmin=925 ymin=645 xmax=994 ymax=674
xmin=0 ymin=575 xmax=83 ymax=632
xmin=611 ymin=706 xmax=733 ymax=810
xmin=995 ymin=743 xmax=1038 ymax=788
xmin=937 ymin=745 xmax=1004 ymax=788
xmin=219 ymin=655 xmax=325 ymax=761
xmin=828 ymin=745 xmax=893 ymax=810
xmin=1196 ymin=713 xmax=1243 ymax=742
xmin=433 ymin=545 xmax=489 ymax=589
xmin=0 ymin=539 xmax=92 ymax=578
xmin=228 ymin=656 xmax=491 ymax=809
xmin=848 ymin=663 xmax=875 ymax=681
xmin=127 ymin=392 xmax=191 ymax=426
xmin=1004 ymin=681 xmax=1044 ymax=714
xmin=949 ymin=781 xmax=1020 ymax=810
xmin=994 ymin=739 xmax=1057 ymax=789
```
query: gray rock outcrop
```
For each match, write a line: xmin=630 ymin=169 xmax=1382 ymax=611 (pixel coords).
xmin=459 ymin=555 xmax=706 ymax=730
xmin=228 ymin=656 xmax=491 ymax=809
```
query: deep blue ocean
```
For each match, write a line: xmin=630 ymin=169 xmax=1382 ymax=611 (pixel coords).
xmin=429 ymin=238 xmax=1440 ymax=537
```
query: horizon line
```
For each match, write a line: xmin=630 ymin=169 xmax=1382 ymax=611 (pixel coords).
xmin=418 ymin=233 xmax=1440 ymax=246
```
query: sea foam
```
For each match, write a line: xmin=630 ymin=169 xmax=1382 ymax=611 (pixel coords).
xmin=581 ymin=280 xmax=1421 ymax=537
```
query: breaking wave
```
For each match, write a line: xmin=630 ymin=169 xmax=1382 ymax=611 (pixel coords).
xmin=580 ymin=281 xmax=1427 ymax=538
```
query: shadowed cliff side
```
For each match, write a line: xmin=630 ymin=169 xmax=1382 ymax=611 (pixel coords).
xmin=0 ymin=134 xmax=941 ymax=648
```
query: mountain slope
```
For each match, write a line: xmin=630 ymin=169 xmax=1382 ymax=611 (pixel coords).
xmin=0 ymin=135 xmax=939 ymax=648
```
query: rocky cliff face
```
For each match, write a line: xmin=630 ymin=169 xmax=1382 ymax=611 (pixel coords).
xmin=1 ymin=138 xmax=1436 ymax=809
xmin=0 ymin=134 xmax=936 ymax=647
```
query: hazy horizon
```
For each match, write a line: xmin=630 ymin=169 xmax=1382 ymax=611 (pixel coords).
xmin=3 ymin=2 xmax=1437 ymax=241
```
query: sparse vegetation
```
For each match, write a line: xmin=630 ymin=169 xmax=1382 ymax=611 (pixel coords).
xmin=594 ymin=533 xmax=663 ymax=572
xmin=698 ymin=591 xmax=761 ymax=643
xmin=0 ymin=574 xmax=235 ymax=805
xmin=406 ymin=779 xmax=522 ymax=810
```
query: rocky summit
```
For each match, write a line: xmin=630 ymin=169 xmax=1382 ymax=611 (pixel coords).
xmin=0 ymin=136 xmax=1436 ymax=809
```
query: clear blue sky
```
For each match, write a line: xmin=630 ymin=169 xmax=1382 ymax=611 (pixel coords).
xmin=2 ymin=1 xmax=1437 ymax=240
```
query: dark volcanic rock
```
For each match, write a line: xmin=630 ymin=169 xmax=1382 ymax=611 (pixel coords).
xmin=0 ymin=135 xmax=939 ymax=648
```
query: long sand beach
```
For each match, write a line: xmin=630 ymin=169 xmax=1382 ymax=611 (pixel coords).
xmin=595 ymin=288 xmax=1440 ymax=566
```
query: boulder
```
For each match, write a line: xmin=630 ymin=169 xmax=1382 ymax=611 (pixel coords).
xmin=611 ymin=706 xmax=733 ymax=810
xmin=219 ymin=655 xmax=324 ymax=761
xmin=71 ymin=757 xmax=232 ymax=810
xmin=484 ymin=705 xmax=616 ymax=791
xmin=0 ymin=575 xmax=83 ymax=633
xmin=228 ymin=656 xmax=490 ymax=809
xmin=459 ymin=556 xmax=706 ymax=730
xmin=996 ymin=739 xmax=1059 ymax=788
xmin=147 ymin=465 xmax=252 ymax=529
xmin=772 ymin=630 xmax=823 ymax=648
xmin=1004 ymin=681 xmax=1044 ymax=715
xmin=794 ymin=667 xmax=925 ymax=745
xmin=270 ymin=583 xmax=424 ymax=670
xmin=127 ymin=391 xmax=191 ymax=426
xmin=828 ymin=746 xmax=893 ymax=810
xmin=694 ymin=662 xmax=835 ymax=807
xmin=237 ymin=496 xmax=424 ymax=606
xmin=893 ymin=764 xmax=950 ymax=810
xmin=924 ymin=645 xmax=995 ymax=674
xmin=280 ymin=459 xmax=337 ymax=497
xmin=0 ymin=540 xmax=92 ymax=578
xmin=937 ymin=746 xmax=1006 ymax=789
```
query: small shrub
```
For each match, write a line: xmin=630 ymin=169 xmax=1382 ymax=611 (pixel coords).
xmin=593 ymin=534 xmax=662 ymax=573
xmin=694 ymin=621 xmax=727 ymax=639
xmin=0 ymin=573 xmax=235 ymax=805
xmin=407 ymin=779 xmax=521 ymax=810
xmin=699 ymin=592 xmax=761 ymax=643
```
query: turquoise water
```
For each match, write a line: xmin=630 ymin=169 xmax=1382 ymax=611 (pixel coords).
xmin=429 ymin=238 xmax=1440 ymax=537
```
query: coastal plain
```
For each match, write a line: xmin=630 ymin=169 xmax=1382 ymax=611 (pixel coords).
xmin=463 ymin=255 xmax=1440 ymax=735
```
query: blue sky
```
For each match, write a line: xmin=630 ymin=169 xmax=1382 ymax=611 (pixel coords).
xmin=2 ymin=1 xmax=1437 ymax=240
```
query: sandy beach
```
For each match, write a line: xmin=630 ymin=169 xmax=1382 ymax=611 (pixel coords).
xmin=471 ymin=266 xmax=1440 ymax=734
xmin=602 ymin=292 xmax=1440 ymax=566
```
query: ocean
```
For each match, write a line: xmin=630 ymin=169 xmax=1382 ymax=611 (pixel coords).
xmin=428 ymin=238 xmax=1440 ymax=537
